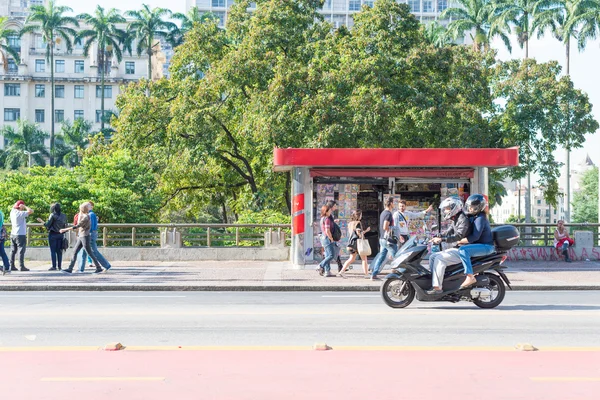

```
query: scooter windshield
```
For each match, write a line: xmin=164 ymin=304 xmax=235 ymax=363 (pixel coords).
xmin=398 ymin=236 xmax=417 ymax=253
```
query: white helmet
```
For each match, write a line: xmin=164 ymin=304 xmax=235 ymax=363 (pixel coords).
xmin=439 ymin=197 xmax=463 ymax=220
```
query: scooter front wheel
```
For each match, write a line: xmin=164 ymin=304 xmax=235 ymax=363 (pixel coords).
xmin=381 ymin=277 xmax=415 ymax=308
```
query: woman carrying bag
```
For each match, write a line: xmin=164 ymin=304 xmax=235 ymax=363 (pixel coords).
xmin=37 ymin=203 xmax=67 ymax=271
xmin=338 ymin=210 xmax=371 ymax=277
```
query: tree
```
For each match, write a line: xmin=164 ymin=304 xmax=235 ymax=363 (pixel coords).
xmin=21 ymin=0 xmax=78 ymax=166
xmin=494 ymin=0 xmax=554 ymax=58
xmin=1 ymin=120 xmax=50 ymax=169
xmin=572 ymin=166 xmax=598 ymax=223
xmin=422 ymin=21 xmax=452 ymax=48
xmin=57 ymin=119 xmax=94 ymax=167
xmin=77 ymin=6 xmax=126 ymax=131
xmin=125 ymin=4 xmax=175 ymax=81
xmin=169 ymin=7 xmax=218 ymax=47
xmin=440 ymin=0 xmax=511 ymax=52
xmin=0 ymin=16 xmax=20 ymax=71
xmin=574 ymin=0 xmax=600 ymax=50
xmin=493 ymin=59 xmax=598 ymax=212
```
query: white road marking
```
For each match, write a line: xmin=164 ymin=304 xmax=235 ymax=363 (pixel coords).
xmin=0 ymin=295 xmax=187 ymax=298
xmin=322 ymin=295 xmax=379 ymax=298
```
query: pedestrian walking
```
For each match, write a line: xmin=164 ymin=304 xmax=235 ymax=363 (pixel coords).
xmin=0 ymin=209 xmax=11 ymax=275
xmin=370 ymin=197 xmax=397 ymax=280
xmin=77 ymin=201 xmax=111 ymax=272
xmin=59 ymin=202 xmax=105 ymax=274
xmin=37 ymin=203 xmax=67 ymax=271
xmin=316 ymin=204 xmax=335 ymax=277
xmin=325 ymin=200 xmax=344 ymax=272
xmin=338 ymin=210 xmax=370 ymax=277
xmin=10 ymin=200 xmax=33 ymax=271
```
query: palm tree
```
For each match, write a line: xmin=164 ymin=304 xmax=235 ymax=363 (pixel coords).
xmin=534 ymin=0 xmax=592 ymax=222
xmin=77 ymin=6 xmax=126 ymax=132
xmin=423 ymin=21 xmax=453 ymax=48
xmin=125 ymin=4 xmax=175 ymax=81
xmin=1 ymin=17 xmax=20 ymax=71
xmin=21 ymin=0 xmax=78 ymax=166
xmin=494 ymin=0 xmax=555 ymax=59
xmin=1 ymin=120 xmax=50 ymax=169
xmin=440 ymin=0 xmax=511 ymax=52
xmin=57 ymin=119 xmax=93 ymax=167
xmin=574 ymin=0 xmax=600 ymax=51
xmin=170 ymin=7 xmax=218 ymax=47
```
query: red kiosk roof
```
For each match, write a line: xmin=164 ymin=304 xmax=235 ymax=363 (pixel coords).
xmin=273 ymin=147 xmax=519 ymax=171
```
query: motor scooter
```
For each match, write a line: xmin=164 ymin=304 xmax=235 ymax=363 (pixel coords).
xmin=380 ymin=225 xmax=519 ymax=309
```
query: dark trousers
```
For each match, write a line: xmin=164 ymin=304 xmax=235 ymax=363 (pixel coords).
xmin=0 ymin=240 xmax=9 ymax=271
xmin=10 ymin=235 xmax=27 ymax=269
xmin=49 ymin=232 xmax=64 ymax=270
xmin=68 ymin=235 xmax=102 ymax=271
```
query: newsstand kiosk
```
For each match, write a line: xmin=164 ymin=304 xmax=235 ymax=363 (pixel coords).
xmin=273 ymin=148 xmax=519 ymax=267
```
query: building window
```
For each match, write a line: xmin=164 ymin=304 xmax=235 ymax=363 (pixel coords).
xmin=55 ymin=59 xmax=65 ymax=73
xmin=35 ymin=35 xmax=44 ymax=49
xmin=554 ymin=219 xmax=557 ymax=223
xmin=4 ymin=83 xmax=20 ymax=96
xmin=4 ymin=108 xmax=20 ymax=121
xmin=125 ymin=61 xmax=135 ymax=75
xmin=408 ymin=0 xmax=420 ymax=12
xmin=74 ymin=110 xmax=84 ymax=120
xmin=554 ymin=209 xmax=557 ymax=215
xmin=537 ymin=199 xmax=541 ymax=204
xmin=74 ymin=85 xmax=84 ymax=99
xmin=537 ymin=209 xmax=541 ymax=217
xmin=75 ymin=60 xmax=84 ymax=73
xmin=437 ymin=0 xmax=448 ymax=11
xmin=35 ymin=59 xmax=45 ymax=72
xmin=35 ymin=109 xmax=45 ymax=123
xmin=7 ymin=34 xmax=20 ymax=52
xmin=212 ymin=0 xmax=225 ymax=6
xmin=423 ymin=0 xmax=433 ymax=12
xmin=55 ymin=110 xmax=64 ymax=123
xmin=95 ymin=110 xmax=110 ymax=123
xmin=7 ymin=59 xmax=18 ymax=73
xmin=363 ymin=0 xmax=374 ymax=6
xmin=35 ymin=84 xmax=45 ymax=98
xmin=349 ymin=0 xmax=361 ymax=11
xmin=214 ymin=11 xmax=225 ymax=27
xmin=96 ymin=85 xmax=112 ymax=98
xmin=55 ymin=85 xmax=65 ymax=98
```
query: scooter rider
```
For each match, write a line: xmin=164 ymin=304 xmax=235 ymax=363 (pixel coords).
xmin=426 ymin=197 xmax=471 ymax=295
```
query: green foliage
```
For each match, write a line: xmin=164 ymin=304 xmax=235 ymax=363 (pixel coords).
xmin=0 ymin=150 xmax=162 ymax=223
xmin=0 ymin=16 xmax=20 ymax=67
xmin=1 ymin=120 xmax=50 ymax=169
xmin=572 ymin=166 xmax=599 ymax=223
xmin=506 ymin=215 xmax=537 ymax=223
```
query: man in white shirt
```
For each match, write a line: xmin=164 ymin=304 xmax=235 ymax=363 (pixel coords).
xmin=10 ymin=200 xmax=34 ymax=272
xmin=392 ymin=200 xmax=433 ymax=244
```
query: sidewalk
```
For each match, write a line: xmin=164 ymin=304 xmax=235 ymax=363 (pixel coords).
xmin=2 ymin=259 xmax=600 ymax=291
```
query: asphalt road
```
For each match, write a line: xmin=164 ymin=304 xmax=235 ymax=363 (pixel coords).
xmin=1 ymin=291 xmax=600 ymax=348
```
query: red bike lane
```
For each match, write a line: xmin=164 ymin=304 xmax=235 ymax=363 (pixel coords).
xmin=1 ymin=348 xmax=599 ymax=400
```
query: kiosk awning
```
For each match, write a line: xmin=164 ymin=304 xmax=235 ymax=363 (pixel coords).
xmin=273 ymin=147 xmax=519 ymax=171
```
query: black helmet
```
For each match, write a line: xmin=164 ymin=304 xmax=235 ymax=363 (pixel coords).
xmin=465 ymin=194 xmax=487 ymax=216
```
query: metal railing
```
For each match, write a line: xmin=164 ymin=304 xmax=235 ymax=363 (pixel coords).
xmin=491 ymin=223 xmax=600 ymax=247
xmin=20 ymin=223 xmax=291 ymax=248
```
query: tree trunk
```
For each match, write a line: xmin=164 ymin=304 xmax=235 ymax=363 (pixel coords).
xmin=100 ymin=46 xmax=106 ymax=132
xmin=565 ymin=37 xmax=571 ymax=222
xmin=147 ymin=39 xmax=152 ymax=81
xmin=525 ymin=172 xmax=531 ymax=224
xmin=517 ymin=179 xmax=521 ymax=222
xmin=221 ymin=199 xmax=228 ymax=224
xmin=50 ymin=37 xmax=55 ymax=166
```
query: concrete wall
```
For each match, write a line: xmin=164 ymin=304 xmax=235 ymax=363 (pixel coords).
xmin=23 ymin=247 xmax=290 ymax=262
xmin=505 ymin=247 xmax=600 ymax=261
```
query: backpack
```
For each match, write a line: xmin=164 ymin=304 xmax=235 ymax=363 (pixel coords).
xmin=331 ymin=221 xmax=342 ymax=241
xmin=62 ymin=234 xmax=69 ymax=251
xmin=0 ymin=226 xmax=6 ymax=242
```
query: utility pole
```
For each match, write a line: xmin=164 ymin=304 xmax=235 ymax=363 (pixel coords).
xmin=23 ymin=150 xmax=41 ymax=170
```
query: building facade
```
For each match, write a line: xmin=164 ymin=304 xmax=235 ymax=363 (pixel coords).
xmin=490 ymin=185 xmax=566 ymax=225
xmin=1 ymin=0 xmax=164 ymax=148
xmin=186 ymin=0 xmax=454 ymax=28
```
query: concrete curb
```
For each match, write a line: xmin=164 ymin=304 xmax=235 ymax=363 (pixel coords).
xmin=1 ymin=285 xmax=600 ymax=291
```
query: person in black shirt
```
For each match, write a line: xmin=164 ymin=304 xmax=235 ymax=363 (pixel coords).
xmin=370 ymin=197 xmax=396 ymax=280
xmin=37 ymin=203 xmax=67 ymax=271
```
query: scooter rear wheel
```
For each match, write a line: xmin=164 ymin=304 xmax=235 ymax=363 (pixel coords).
xmin=381 ymin=277 xmax=415 ymax=309
xmin=473 ymin=273 xmax=506 ymax=309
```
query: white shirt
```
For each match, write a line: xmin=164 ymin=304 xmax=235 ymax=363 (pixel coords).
xmin=10 ymin=208 xmax=29 ymax=236
xmin=392 ymin=210 xmax=426 ymax=236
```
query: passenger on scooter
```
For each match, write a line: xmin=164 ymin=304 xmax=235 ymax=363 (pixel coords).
xmin=456 ymin=194 xmax=495 ymax=289
xmin=426 ymin=197 xmax=471 ymax=295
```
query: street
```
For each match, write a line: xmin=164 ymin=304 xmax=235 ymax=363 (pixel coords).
xmin=1 ymin=291 xmax=599 ymax=399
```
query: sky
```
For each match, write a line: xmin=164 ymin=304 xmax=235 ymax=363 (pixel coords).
xmin=57 ymin=1 xmax=600 ymax=172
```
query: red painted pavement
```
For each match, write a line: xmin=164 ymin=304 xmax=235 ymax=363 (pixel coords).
xmin=0 ymin=350 xmax=598 ymax=400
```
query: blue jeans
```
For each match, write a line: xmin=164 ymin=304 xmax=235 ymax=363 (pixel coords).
xmin=319 ymin=235 xmax=334 ymax=273
xmin=78 ymin=231 xmax=111 ymax=272
xmin=0 ymin=240 xmax=9 ymax=271
xmin=458 ymin=244 xmax=495 ymax=275
xmin=371 ymin=239 xmax=398 ymax=277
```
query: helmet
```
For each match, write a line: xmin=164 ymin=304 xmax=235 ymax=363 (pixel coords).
xmin=439 ymin=197 xmax=463 ymax=220
xmin=465 ymin=194 xmax=487 ymax=216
